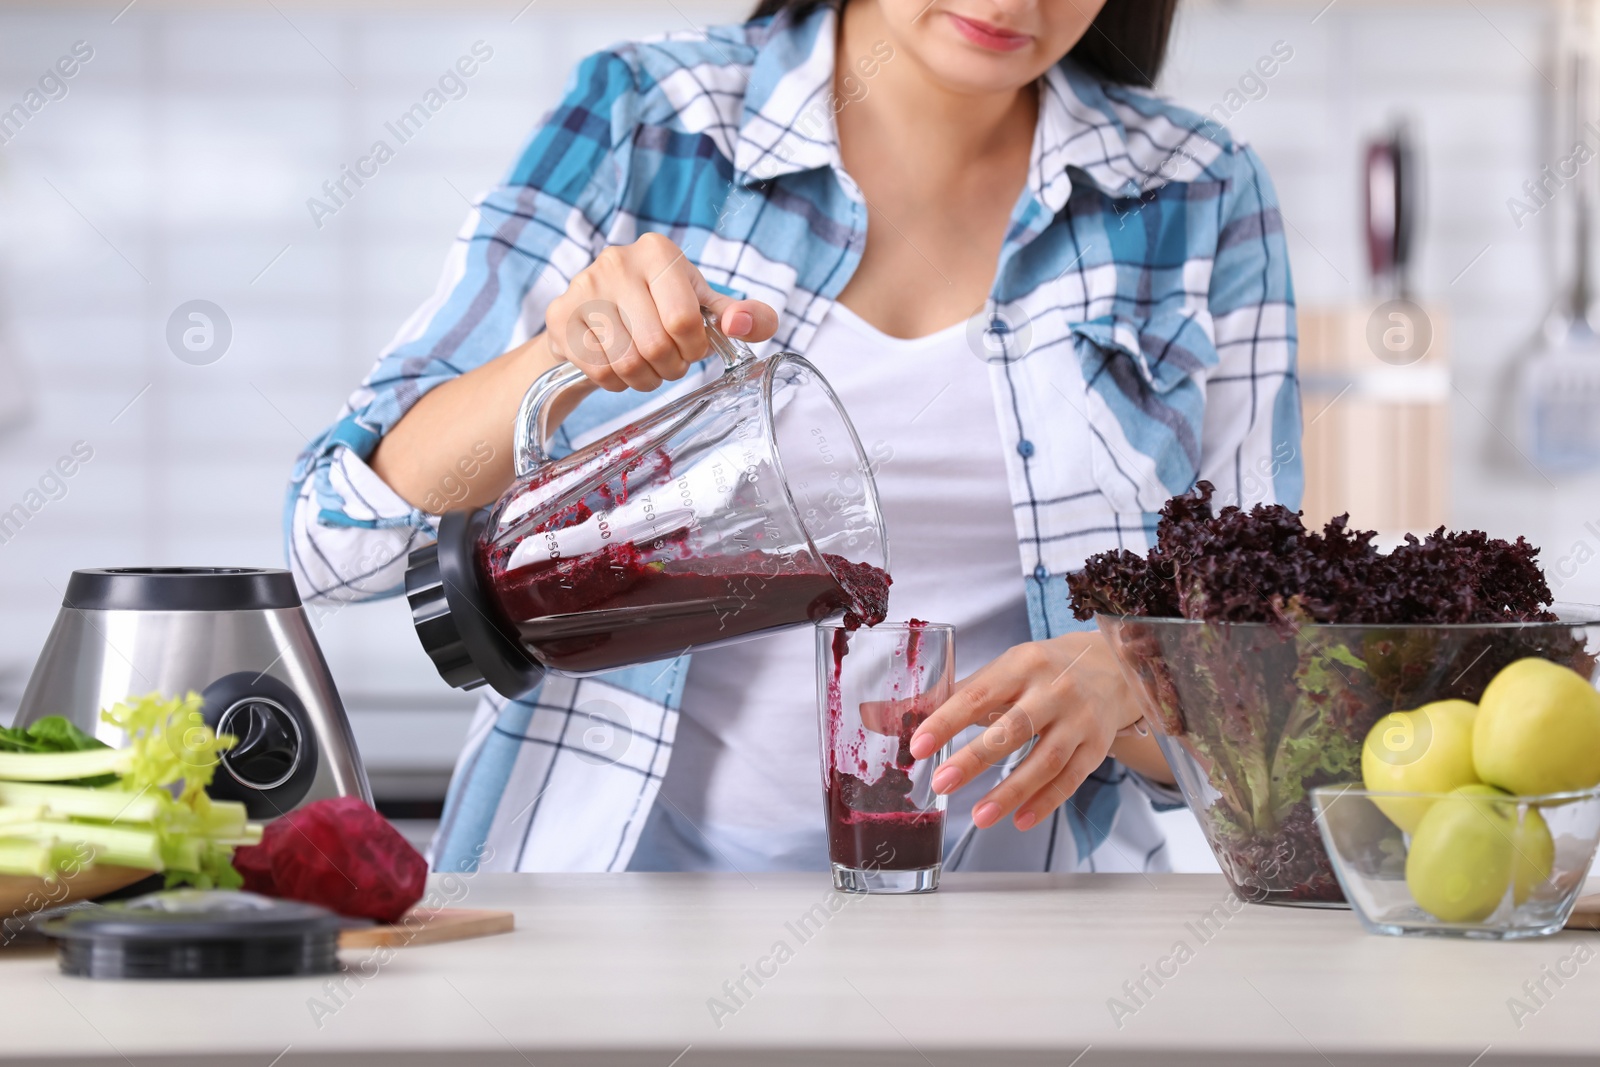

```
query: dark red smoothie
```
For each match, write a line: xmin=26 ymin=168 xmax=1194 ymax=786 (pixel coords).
xmin=823 ymin=618 xmax=945 ymax=872
xmin=826 ymin=771 xmax=944 ymax=869
xmin=480 ymin=539 xmax=890 ymax=674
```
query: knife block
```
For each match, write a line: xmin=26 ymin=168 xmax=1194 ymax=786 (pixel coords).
xmin=1296 ymin=304 xmax=1450 ymax=540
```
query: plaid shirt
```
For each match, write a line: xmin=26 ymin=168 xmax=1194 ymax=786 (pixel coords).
xmin=285 ymin=6 xmax=1300 ymax=873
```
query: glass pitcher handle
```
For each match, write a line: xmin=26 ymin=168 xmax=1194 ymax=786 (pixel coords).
xmin=700 ymin=305 xmax=757 ymax=366
xmin=513 ymin=305 xmax=755 ymax=475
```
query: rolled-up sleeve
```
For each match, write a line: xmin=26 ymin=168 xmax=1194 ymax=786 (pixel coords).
xmin=284 ymin=49 xmax=638 ymax=603
xmin=1198 ymin=143 xmax=1302 ymax=513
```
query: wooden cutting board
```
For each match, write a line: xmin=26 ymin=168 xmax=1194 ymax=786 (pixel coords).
xmin=338 ymin=907 xmax=514 ymax=948
xmin=1563 ymin=893 xmax=1600 ymax=929
xmin=0 ymin=865 xmax=151 ymax=921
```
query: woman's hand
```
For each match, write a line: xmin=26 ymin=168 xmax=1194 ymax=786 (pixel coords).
xmin=907 ymin=631 xmax=1172 ymax=832
xmin=545 ymin=232 xmax=780 ymax=392
xmin=372 ymin=234 xmax=777 ymax=509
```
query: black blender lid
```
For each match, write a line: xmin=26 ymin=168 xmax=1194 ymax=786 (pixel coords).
xmin=405 ymin=509 xmax=546 ymax=699
xmin=64 ymin=567 xmax=302 ymax=612
xmin=42 ymin=890 xmax=346 ymax=979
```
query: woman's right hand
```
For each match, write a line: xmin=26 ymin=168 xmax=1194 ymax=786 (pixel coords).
xmin=545 ymin=233 xmax=780 ymax=393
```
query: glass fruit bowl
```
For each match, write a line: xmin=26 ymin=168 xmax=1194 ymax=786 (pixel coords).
xmin=1311 ymin=784 xmax=1600 ymax=938
xmin=1097 ymin=607 xmax=1600 ymax=907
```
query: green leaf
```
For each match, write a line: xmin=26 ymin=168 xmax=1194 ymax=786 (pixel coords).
xmin=1270 ymin=726 xmax=1361 ymax=814
xmin=24 ymin=716 xmax=110 ymax=753
xmin=0 ymin=716 xmax=110 ymax=755
xmin=1266 ymin=640 xmax=1370 ymax=819
xmin=101 ymin=692 xmax=235 ymax=802
xmin=1295 ymin=643 xmax=1368 ymax=697
xmin=0 ymin=725 xmax=41 ymax=754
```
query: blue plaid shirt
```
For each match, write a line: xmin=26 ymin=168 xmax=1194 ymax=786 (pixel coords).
xmin=286 ymin=6 xmax=1300 ymax=873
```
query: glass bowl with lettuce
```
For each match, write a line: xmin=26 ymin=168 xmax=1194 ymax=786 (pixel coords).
xmin=1071 ymin=483 xmax=1600 ymax=908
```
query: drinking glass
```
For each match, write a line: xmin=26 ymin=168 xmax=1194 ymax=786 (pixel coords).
xmin=817 ymin=621 xmax=953 ymax=893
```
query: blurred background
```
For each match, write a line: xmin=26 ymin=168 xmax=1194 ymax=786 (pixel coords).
xmin=0 ymin=0 xmax=1594 ymax=867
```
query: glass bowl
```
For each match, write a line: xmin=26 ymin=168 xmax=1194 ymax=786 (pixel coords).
xmin=1311 ymin=784 xmax=1600 ymax=938
xmin=1097 ymin=607 xmax=1600 ymax=907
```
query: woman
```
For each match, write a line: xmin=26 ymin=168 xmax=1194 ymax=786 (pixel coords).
xmin=287 ymin=0 xmax=1300 ymax=874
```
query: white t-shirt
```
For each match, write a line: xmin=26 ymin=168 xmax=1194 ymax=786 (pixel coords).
xmin=642 ymin=302 xmax=1034 ymax=869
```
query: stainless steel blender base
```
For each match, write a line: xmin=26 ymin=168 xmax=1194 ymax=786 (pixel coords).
xmin=15 ymin=568 xmax=370 ymax=820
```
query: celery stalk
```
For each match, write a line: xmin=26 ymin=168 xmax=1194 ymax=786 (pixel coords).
xmin=0 ymin=781 xmax=164 ymax=823
xmin=0 ymin=749 xmax=127 ymax=783
xmin=162 ymin=836 xmax=202 ymax=872
xmin=0 ymin=805 xmax=47 ymax=826
xmin=0 ymin=840 xmax=95 ymax=880
xmin=198 ymin=802 xmax=249 ymax=837
xmin=0 ymin=838 xmax=55 ymax=878
xmin=0 ymin=696 xmax=264 ymax=888
xmin=206 ymin=825 xmax=263 ymax=848
xmin=0 ymin=820 xmax=161 ymax=870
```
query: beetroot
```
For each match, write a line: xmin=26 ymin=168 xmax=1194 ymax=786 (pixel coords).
xmin=231 ymin=836 xmax=277 ymax=896
xmin=232 ymin=797 xmax=427 ymax=924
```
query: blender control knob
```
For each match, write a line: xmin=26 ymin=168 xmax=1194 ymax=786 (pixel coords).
xmin=218 ymin=698 xmax=302 ymax=790
xmin=199 ymin=672 xmax=320 ymax=820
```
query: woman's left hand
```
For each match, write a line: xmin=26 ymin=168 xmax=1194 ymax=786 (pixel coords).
xmin=907 ymin=631 xmax=1164 ymax=832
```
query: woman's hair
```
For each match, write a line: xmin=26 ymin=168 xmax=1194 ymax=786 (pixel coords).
xmin=748 ymin=0 xmax=1180 ymax=87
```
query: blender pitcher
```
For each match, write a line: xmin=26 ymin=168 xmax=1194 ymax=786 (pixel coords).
xmin=405 ymin=310 xmax=890 ymax=698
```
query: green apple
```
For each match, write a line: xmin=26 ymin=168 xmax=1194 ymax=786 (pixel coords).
xmin=1513 ymin=806 xmax=1555 ymax=904
xmin=1474 ymin=658 xmax=1600 ymax=795
xmin=1361 ymin=699 xmax=1480 ymax=831
xmin=1406 ymin=784 xmax=1516 ymax=923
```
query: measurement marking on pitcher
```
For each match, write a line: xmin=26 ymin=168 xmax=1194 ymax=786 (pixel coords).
xmin=640 ymin=495 xmax=661 ymax=540
xmin=811 ymin=427 xmax=836 ymax=465
xmin=677 ymin=474 xmax=697 ymax=521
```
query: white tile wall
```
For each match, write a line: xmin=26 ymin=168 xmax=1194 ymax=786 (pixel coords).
xmin=0 ymin=2 xmax=1591 ymax=839
xmin=0 ymin=1 xmax=749 ymax=775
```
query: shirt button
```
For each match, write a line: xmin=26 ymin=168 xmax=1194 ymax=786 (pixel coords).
xmin=1033 ymin=564 xmax=1049 ymax=581
xmin=1017 ymin=439 xmax=1035 ymax=458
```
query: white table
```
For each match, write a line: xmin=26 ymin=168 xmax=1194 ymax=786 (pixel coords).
xmin=4 ymin=872 xmax=1597 ymax=1065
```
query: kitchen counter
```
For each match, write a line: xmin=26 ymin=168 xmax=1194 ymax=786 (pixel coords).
xmin=4 ymin=872 xmax=1599 ymax=1065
